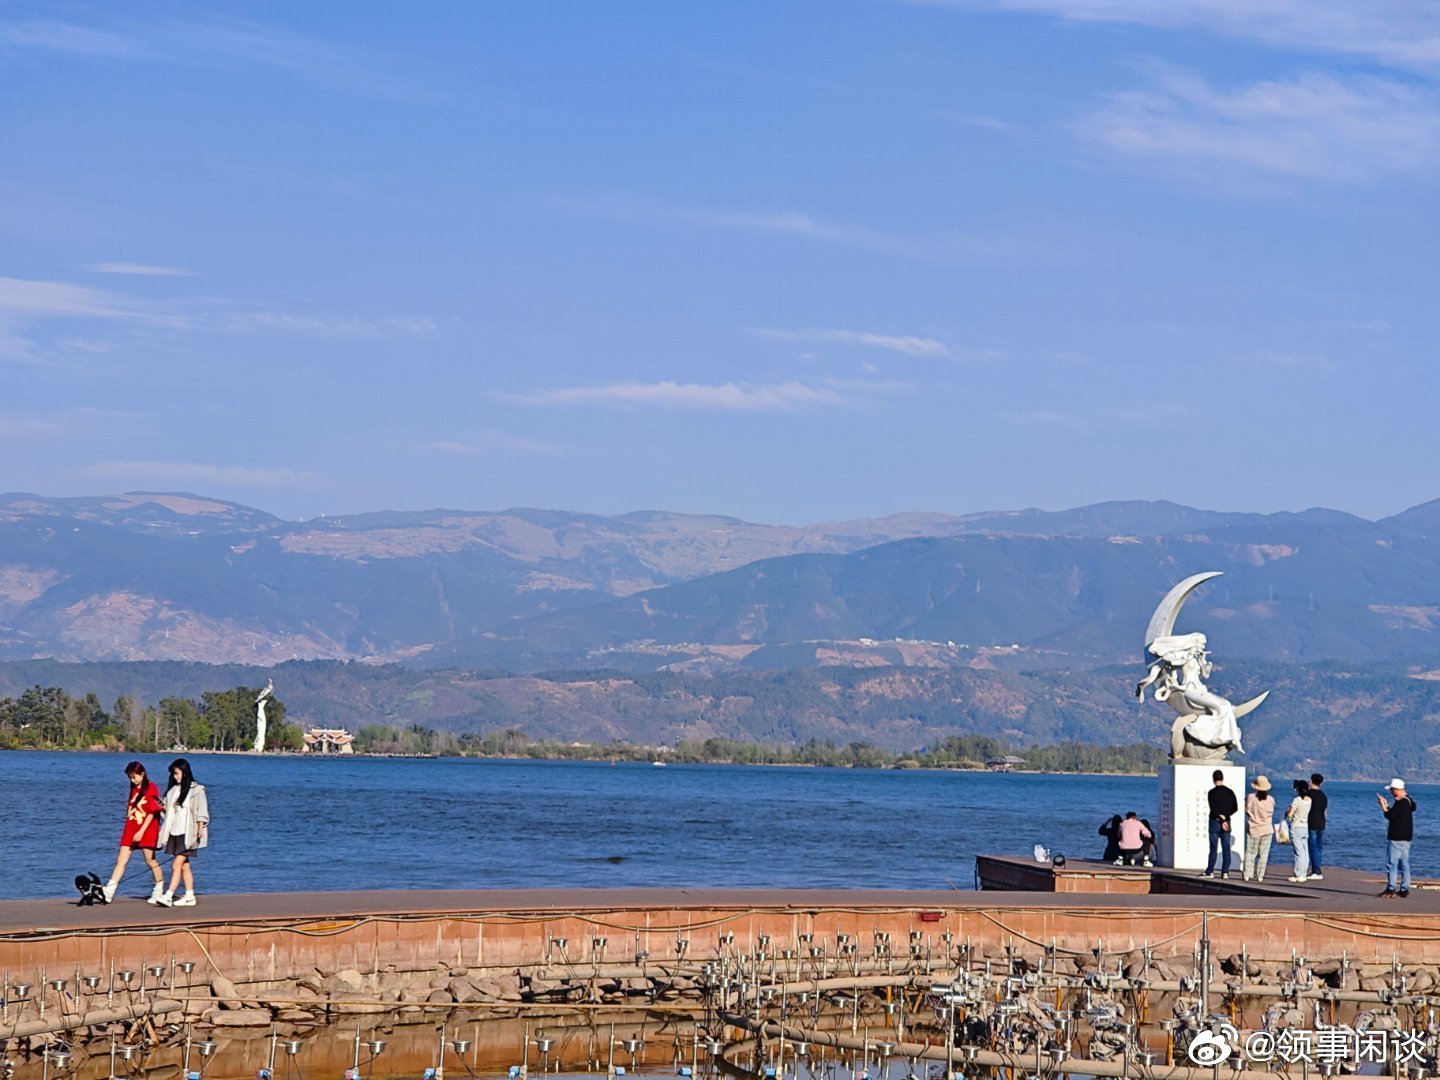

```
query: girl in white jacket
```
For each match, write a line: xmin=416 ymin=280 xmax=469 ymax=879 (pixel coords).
xmin=151 ymin=758 xmax=210 ymax=907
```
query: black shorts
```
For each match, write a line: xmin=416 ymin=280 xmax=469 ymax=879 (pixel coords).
xmin=164 ymin=836 xmax=197 ymax=858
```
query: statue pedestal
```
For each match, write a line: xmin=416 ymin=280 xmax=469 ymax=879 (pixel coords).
xmin=1158 ymin=763 xmax=1246 ymax=870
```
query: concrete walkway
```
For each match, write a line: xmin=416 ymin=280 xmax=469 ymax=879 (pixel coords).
xmin=0 ymin=872 xmax=1434 ymax=938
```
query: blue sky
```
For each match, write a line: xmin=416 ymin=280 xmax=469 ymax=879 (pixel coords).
xmin=2 ymin=1 xmax=1438 ymax=524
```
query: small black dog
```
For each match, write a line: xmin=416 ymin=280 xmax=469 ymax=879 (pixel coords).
xmin=75 ymin=872 xmax=109 ymax=906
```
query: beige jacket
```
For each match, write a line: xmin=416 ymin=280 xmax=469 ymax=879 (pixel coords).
xmin=1245 ymin=792 xmax=1275 ymax=837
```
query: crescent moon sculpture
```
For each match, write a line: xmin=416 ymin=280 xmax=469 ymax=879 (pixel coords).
xmin=1144 ymin=571 xmax=1223 ymax=651
xmin=1137 ymin=571 xmax=1267 ymax=762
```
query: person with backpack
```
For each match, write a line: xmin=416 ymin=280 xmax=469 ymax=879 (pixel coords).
xmin=151 ymin=758 xmax=209 ymax=908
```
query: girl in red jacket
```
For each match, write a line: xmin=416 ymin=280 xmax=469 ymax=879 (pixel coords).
xmin=102 ymin=761 xmax=165 ymax=903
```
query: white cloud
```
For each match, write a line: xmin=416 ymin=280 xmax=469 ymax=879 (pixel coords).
xmin=508 ymin=380 xmax=857 ymax=411
xmin=948 ymin=112 xmax=1021 ymax=133
xmin=224 ymin=312 xmax=438 ymax=337
xmin=0 ymin=16 xmax=430 ymax=101
xmin=1243 ymin=350 xmax=1340 ymax=372
xmin=429 ymin=431 xmax=561 ymax=456
xmin=87 ymin=460 xmax=317 ymax=489
xmin=548 ymin=194 xmax=1042 ymax=262
xmin=914 ymin=1 xmax=1440 ymax=69
xmin=1075 ymin=70 xmax=1440 ymax=182
xmin=752 ymin=328 xmax=952 ymax=358
xmin=91 ymin=262 xmax=194 ymax=277
xmin=0 ymin=276 xmax=183 ymax=366
xmin=0 ymin=407 xmax=146 ymax=440
xmin=0 ymin=20 xmax=144 ymax=59
xmin=0 ymin=276 xmax=134 ymax=318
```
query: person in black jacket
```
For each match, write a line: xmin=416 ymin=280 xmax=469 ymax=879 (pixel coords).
xmin=1204 ymin=769 xmax=1239 ymax=878
xmin=1307 ymin=773 xmax=1328 ymax=880
xmin=1099 ymin=815 xmax=1123 ymax=863
xmin=1379 ymin=778 xmax=1417 ymax=898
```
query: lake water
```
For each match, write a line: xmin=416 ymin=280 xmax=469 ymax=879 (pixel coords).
xmin=1 ymin=751 xmax=1429 ymax=900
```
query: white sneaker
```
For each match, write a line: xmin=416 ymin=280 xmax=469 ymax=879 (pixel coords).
xmin=151 ymin=891 xmax=174 ymax=907
xmin=172 ymin=893 xmax=196 ymax=907
xmin=102 ymin=881 xmax=118 ymax=903
xmin=1309 ymin=873 xmax=1324 ymax=880
xmin=1288 ymin=876 xmax=1307 ymax=883
xmin=1113 ymin=857 xmax=1123 ymax=865
xmin=148 ymin=883 xmax=166 ymax=902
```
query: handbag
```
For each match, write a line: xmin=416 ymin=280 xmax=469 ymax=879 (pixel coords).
xmin=1274 ymin=821 xmax=1290 ymax=845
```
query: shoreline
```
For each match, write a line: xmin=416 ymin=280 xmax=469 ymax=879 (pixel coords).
xmin=0 ymin=744 xmax=1159 ymax=776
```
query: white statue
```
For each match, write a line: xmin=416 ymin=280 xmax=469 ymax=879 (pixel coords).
xmin=253 ymin=679 xmax=274 ymax=753
xmin=1138 ymin=573 xmax=1267 ymax=763
xmin=1137 ymin=633 xmax=1244 ymax=759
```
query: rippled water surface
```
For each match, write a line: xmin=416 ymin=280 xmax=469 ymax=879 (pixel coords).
xmin=1 ymin=751 xmax=1430 ymax=899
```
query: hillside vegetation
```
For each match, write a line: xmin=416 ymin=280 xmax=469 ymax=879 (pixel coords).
xmin=0 ymin=657 xmax=1434 ymax=782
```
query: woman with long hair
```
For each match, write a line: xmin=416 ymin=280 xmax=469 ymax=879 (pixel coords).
xmin=151 ymin=758 xmax=210 ymax=907
xmin=1286 ymin=778 xmax=1313 ymax=883
xmin=102 ymin=761 xmax=165 ymax=902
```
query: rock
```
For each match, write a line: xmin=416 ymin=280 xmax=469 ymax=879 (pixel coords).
xmin=211 ymin=1009 xmax=273 ymax=1027
xmin=1221 ymin=954 xmax=1260 ymax=978
xmin=275 ymin=1009 xmax=317 ymax=1023
xmin=472 ymin=977 xmax=510 ymax=999
xmin=429 ymin=977 xmax=450 ymax=990
xmin=327 ymin=969 xmax=368 ymax=995
xmin=329 ymin=993 xmax=391 ymax=1015
xmin=296 ymin=976 xmax=324 ymax=994
xmin=528 ymin=977 xmax=558 ymax=995
xmin=210 ymin=975 xmax=244 ymax=1010
xmin=427 ymin=989 xmax=454 ymax=1005
xmin=448 ymin=977 xmax=478 ymax=1002
xmin=399 ymin=986 xmax=427 ymax=1004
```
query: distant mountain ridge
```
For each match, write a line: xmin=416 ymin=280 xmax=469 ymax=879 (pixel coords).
xmin=3 ymin=490 xmax=1439 ymax=668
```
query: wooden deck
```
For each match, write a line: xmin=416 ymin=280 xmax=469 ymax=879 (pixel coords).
xmin=975 ymin=854 xmax=1434 ymax=910
xmin=0 ymin=864 xmax=1435 ymax=942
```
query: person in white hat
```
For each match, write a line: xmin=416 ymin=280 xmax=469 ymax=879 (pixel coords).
xmin=1243 ymin=776 xmax=1275 ymax=882
xmin=1378 ymin=778 xmax=1417 ymax=898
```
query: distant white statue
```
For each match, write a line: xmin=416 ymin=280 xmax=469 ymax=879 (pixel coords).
xmin=253 ymin=679 xmax=274 ymax=753
xmin=1137 ymin=633 xmax=1244 ymax=760
xmin=1138 ymin=572 xmax=1268 ymax=763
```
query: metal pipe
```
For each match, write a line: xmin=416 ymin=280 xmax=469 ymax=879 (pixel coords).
xmin=724 ymin=1015 xmax=1256 ymax=1080
xmin=3 ymin=999 xmax=183 ymax=1039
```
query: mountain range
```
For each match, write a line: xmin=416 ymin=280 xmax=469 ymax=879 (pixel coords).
xmin=7 ymin=490 xmax=1440 ymax=672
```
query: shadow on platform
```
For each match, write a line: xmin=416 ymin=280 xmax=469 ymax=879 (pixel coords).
xmin=976 ymin=854 xmax=1433 ymax=911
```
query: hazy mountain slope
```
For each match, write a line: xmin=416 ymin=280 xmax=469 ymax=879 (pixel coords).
xmin=0 ymin=493 xmax=992 ymax=662
xmin=5 ymin=490 xmax=1440 ymax=667
xmin=437 ymin=519 xmax=1440 ymax=670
